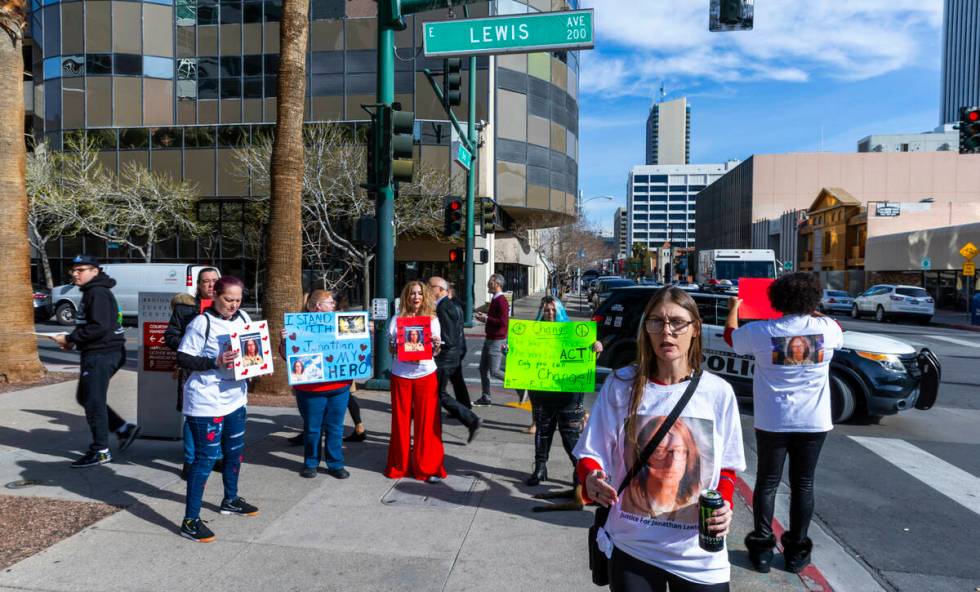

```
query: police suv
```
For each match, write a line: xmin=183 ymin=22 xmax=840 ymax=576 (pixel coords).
xmin=592 ymin=287 xmax=940 ymax=423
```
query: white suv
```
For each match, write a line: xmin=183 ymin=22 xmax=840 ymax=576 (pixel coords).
xmin=852 ymin=284 xmax=934 ymax=324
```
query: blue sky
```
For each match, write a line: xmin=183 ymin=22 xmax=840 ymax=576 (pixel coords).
xmin=575 ymin=0 xmax=945 ymax=233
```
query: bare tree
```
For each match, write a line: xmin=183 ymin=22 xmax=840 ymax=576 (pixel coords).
xmin=67 ymin=162 xmax=207 ymax=263
xmin=515 ymin=218 xmax=610 ymax=291
xmin=236 ymin=123 xmax=450 ymax=301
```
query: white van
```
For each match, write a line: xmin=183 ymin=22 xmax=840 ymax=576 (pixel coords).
xmin=51 ymin=263 xmax=220 ymax=325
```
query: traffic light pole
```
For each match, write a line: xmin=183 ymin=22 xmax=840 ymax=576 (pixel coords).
xmin=463 ymin=54 xmax=477 ymax=327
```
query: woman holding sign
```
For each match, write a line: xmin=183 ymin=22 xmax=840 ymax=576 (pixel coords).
xmin=176 ymin=276 xmax=259 ymax=543
xmin=575 ymin=287 xmax=745 ymax=590
xmin=385 ymin=281 xmax=445 ymax=483
xmin=278 ymin=289 xmax=353 ymax=480
xmin=524 ymin=296 xmax=602 ymax=487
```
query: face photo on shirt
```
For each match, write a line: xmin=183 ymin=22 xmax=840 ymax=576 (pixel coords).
xmin=403 ymin=326 xmax=425 ymax=352
xmin=620 ymin=416 xmax=714 ymax=524
xmin=770 ymin=334 xmax=824 ymax=366
xmin=240 ymin=334 xmax=264 ymax=366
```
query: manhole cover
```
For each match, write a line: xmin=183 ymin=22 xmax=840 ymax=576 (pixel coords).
xmin=381 ymin=474 xmax=482 ymax=508
xmin=5 ymin=479 xmax=47 ymax=490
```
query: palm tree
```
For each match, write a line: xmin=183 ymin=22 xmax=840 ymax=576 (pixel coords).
xmin=252 ymin=0 xmax=308 ymax=395
xmin=0 ymin=0 xmax=46 ymax=383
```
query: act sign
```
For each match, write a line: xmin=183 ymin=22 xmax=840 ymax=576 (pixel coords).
xmin=423 ymin=9 xmax=594 ymax=58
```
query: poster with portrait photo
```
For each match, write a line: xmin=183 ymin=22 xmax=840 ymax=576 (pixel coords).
xmin=396 ymin=316 xmax=432 ymax=362
xmin=335 ymin=312 xmax=369 ymax=340
xmin=216 ymin=320 xmax=274 ymax=380
xmin=619 ymin=415 xmax=715 ymax=526
xmin=770 ymin=334 xmax=824 ymax=366
xmin=288 ymin=353 xmax=324 ymax=383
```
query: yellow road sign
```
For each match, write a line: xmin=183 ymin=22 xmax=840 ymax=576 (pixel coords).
xmin=960 ymin=242 xmax=977 ymax=260
xmin=964 ymin=262 xmax=976 ymax=277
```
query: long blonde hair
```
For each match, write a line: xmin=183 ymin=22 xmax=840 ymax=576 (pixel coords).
xmin=398 ymin=281 xmax=435 ymax=317
xmin=625 ymin=287 xmax=703 ymax=466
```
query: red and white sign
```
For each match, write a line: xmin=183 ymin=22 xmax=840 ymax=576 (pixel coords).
xmin=142 ymin=321 xmax=176 ymax=372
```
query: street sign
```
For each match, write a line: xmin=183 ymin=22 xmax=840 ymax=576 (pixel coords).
xmin=455 ymin=142 xmax=472 ymax=171
xmin=960 ymin=241 xmax=977 ymax=260
xmin=921 ymin=257 xmax=932 ymax=271
xmin=371 ymin=298 xmax=389 ymax=321
xmin=783 ymin=261 xmax=793 ymax=271
xmin=965 ymin=262 xmax=976 ymax=277
xmin=423 ymin=9 xmax=594 ymax=58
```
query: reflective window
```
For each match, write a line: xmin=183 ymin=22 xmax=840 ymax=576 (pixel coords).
xmin=42 ymin=57 xmax=61 ymax=80
xmin=119 ymin=128 xmax=150 ymax=149
xmin=264 ymin=0 xmax=280 ymax=21
xmin=114 ymin=53 xmax=143 ymax=76
xmin=197 ymin=0 xmax=217 ymax=24
xmin=220 ymin=55 xmax=242 ymax=77
xmin=88 ymin=128 xmax=118 ymax=150
xmin=218 ymin=125 xmax=247 ymax=146
xmin=177 ymin=57 xmax=198 ymax=79
xmin=61 ymin=56 xmax=85 ymax=77
xmin=185 ymin=126 xmax=216 ymax=147
xmin=243 ymin=54 xmax=263 ymax=76
xmin=197 ymin=56 xmax=219 ymax=78
xmin=219 ymin=0 xmax=241 ymax=23
xmin=198 ymin=78 xmax=219 ymax=99
xmin=220 ymin=77 xmax=242 ymax=98
xmin=243 ymin=77 xmax=263 ymax=98
xmin=152 ymin=127 xmax=183 ymax=148
xmin=242 ymin=0 xmax=262 ymax=22
xmin=176 ymin=0 xmax=197 ymax=25
xmin=144 ymin=56 xmax=175 ymax=79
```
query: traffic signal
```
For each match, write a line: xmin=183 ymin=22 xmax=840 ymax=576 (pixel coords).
xmin=444 ymin=196 xmax=463 ymax=238
xmin=719 ymin=0 xmax=742 ymax=24
xmin=960 ymin=107 xmax=980 ymax=154
xmin=479 ymin=197 xmax=498 ymax=233
xmin=388 ymin=103 xmax=415 ymax=184
xmin=444 ymin=58 xmax=462 ymax=108
xmin=477 ymin=248 xmax=489 ymax=264
xmin=448 ymin=248 xmax=464 ymax=263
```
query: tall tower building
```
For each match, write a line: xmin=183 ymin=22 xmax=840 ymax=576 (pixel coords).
xmin=645 ymin=96 xmax=690 ymax=165
xmin=940 ymin=0 xmax=980 ymax=124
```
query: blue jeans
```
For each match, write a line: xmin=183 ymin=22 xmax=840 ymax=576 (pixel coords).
xmin=183 ymin=405 xmax=246 ymax=521
xmin=295 ymin=386 xmax=350 ymax=471
xmin=183 ymin=420 xmax=223 ymax=464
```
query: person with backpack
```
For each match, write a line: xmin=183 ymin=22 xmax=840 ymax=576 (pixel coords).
xmin=52 ymin=255 xmax=141 ymax=468
xmin=164 ymin=267 xmax=221 ymax=479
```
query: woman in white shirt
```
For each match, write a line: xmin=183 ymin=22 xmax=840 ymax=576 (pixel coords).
xmin=176 ymin=276 xmax=259 ymax=543
xmin=725 ymin=272 xmax=844 ymax=574
xmin=575 ymin=287 xmax=745 ymax=591
xmin=384 ymin=281 xmax=445 ymax=483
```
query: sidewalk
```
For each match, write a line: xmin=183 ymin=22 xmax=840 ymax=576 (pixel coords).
xmin=931 ymin=308 xmax=979 ymax=332
xmin=0 ymin=371 xmax=814 ymax=591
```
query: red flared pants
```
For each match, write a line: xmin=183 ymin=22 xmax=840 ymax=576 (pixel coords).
xmin=385 ymin=372 xmax=447 ymax=480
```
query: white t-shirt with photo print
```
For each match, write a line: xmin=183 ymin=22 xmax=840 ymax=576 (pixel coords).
xmin=731 ymin=314 xmax=844 ymax=433
xmin=573 ymin=368 xmax=746 ymax=586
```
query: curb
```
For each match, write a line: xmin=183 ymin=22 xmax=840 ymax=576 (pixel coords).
xmin=932 ymin=322 xmax=980 ymax=333
xmin=733 ymin=477 xmax=835 ymax=592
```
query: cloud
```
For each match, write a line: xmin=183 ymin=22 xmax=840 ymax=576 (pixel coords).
xmin=579 ymin=0 xmax=942 ymax=98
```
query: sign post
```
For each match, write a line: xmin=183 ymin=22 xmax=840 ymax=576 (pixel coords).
xmin=423 ymin=9 xmax=594 ymax=57
xmin=137 ymin=292 xmax=182 ymax=439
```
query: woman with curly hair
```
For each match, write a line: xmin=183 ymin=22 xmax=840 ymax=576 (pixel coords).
xmin=724 ymin=272 xmax=843 ymax=574
xmin=575 ymin=287 xmax=745 ymax=591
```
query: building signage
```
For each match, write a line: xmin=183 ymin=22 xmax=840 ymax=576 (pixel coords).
xmin=423 ymin=9 xmax=594 ymax=57
xmin=875 ymin=202 xmax=901 ymax=217
xmin=921 ymin=257 xmax=932 ymax=271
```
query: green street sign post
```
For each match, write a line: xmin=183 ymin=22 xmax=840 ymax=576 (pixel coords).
xmin=456 ymin=142 xmax=472 ymax=171
xmin=423 ymin=9 xmax=594 ymax=57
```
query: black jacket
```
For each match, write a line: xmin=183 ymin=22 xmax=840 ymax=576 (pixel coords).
xmin=435 ymin=297 xmax=464 ymax=366
xmin=66 ymin=273 xmax=126 ymax=353
xmin=164 ymin=293 xmax=202 ymax=352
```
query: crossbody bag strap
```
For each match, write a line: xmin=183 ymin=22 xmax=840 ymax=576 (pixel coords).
xmin=615 ymin=369 xmax=703 ymax=496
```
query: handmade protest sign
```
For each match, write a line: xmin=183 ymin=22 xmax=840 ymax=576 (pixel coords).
xmin=504 ymin=320 xmax=597 ymax=392
xmin=737 ymin=278 xmax=782 ymax=320
xmin=217 ymin=320 xmax=274 ymax=380
xmin=396 ymin=316 xmax=432 ymax=362
xmin=283 ymin=311 xmax=372 ymax=385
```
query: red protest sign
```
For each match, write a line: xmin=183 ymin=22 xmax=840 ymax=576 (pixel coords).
xmin=738 ymin=278 xmax=782 ymax=320
xmin=396 ymin=316 xmax=433 ymax=362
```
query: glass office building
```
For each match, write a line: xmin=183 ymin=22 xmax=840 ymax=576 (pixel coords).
xmin=26 ymin=0 xmax=580 ymax=299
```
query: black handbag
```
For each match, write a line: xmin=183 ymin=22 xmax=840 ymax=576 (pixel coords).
xmin=588 ymin=370 xmax=703 ymax=586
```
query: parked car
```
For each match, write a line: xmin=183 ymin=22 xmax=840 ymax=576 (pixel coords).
xmin=587 ymin=275 xmax=622 ymax=299
xmin=819 ymin=289 xmax=854 ymax=314
xmin=32 ymin=284 xmax=53 ymax=321
xmin=851 ymin=284 xmax=934 ymax=324
xmin=51 ymin=263 xmax=219 ymax=326
xmin=592 ymin=286 xmax=940 ymax=423
xmin=674 ymin=281 xmax=700 ymax=292
xmin=590 ymin=278 xmax=635 ymax=310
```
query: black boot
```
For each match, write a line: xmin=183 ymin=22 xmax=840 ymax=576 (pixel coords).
xmin=744 ymin=532 xmax=776 ymax=573
xmin=525 ymin=464 xmax=548 ymax=486
xmin=781 ymin=534 xmax=813 ymax=574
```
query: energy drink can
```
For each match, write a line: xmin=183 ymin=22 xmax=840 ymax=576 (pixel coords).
xmin=698 ymin=490 xmax=725 ymax=552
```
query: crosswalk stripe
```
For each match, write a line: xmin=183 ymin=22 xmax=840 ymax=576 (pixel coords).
xmin=849 ymin=436 xmax=980 ymax=518
xmin=926 ymin=335 xmax=980 ymax=348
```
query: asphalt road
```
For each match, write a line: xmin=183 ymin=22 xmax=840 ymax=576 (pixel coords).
xmin=34 ymin=312 xmax=980 ymax=591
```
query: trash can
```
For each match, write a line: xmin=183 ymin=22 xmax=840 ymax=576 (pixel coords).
xmin=972 ymin=293 xmax=980 ymax=326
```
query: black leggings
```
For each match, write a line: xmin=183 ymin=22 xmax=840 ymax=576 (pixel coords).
xmin=529 ymin=392 xmax=584 ymax=474
xmin=610 ymin=547 xmax=729 ymax=592
xmin=347 ymin=395 xmax=362 ymax=425
xmin=752 ymin=429 xmax=828 ymax=542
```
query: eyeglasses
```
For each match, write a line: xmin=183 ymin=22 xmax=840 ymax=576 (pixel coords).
xmin=69 ymin=267 xmax=96 ymax=274
xmin=644 ymin=317 xmax=695 ymax=334
xmin=650 ymin=447 xmax=688 ymax=463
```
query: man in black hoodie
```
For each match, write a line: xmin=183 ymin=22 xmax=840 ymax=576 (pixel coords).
xmin=52 ymin=255 xmax=140 ymax=468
